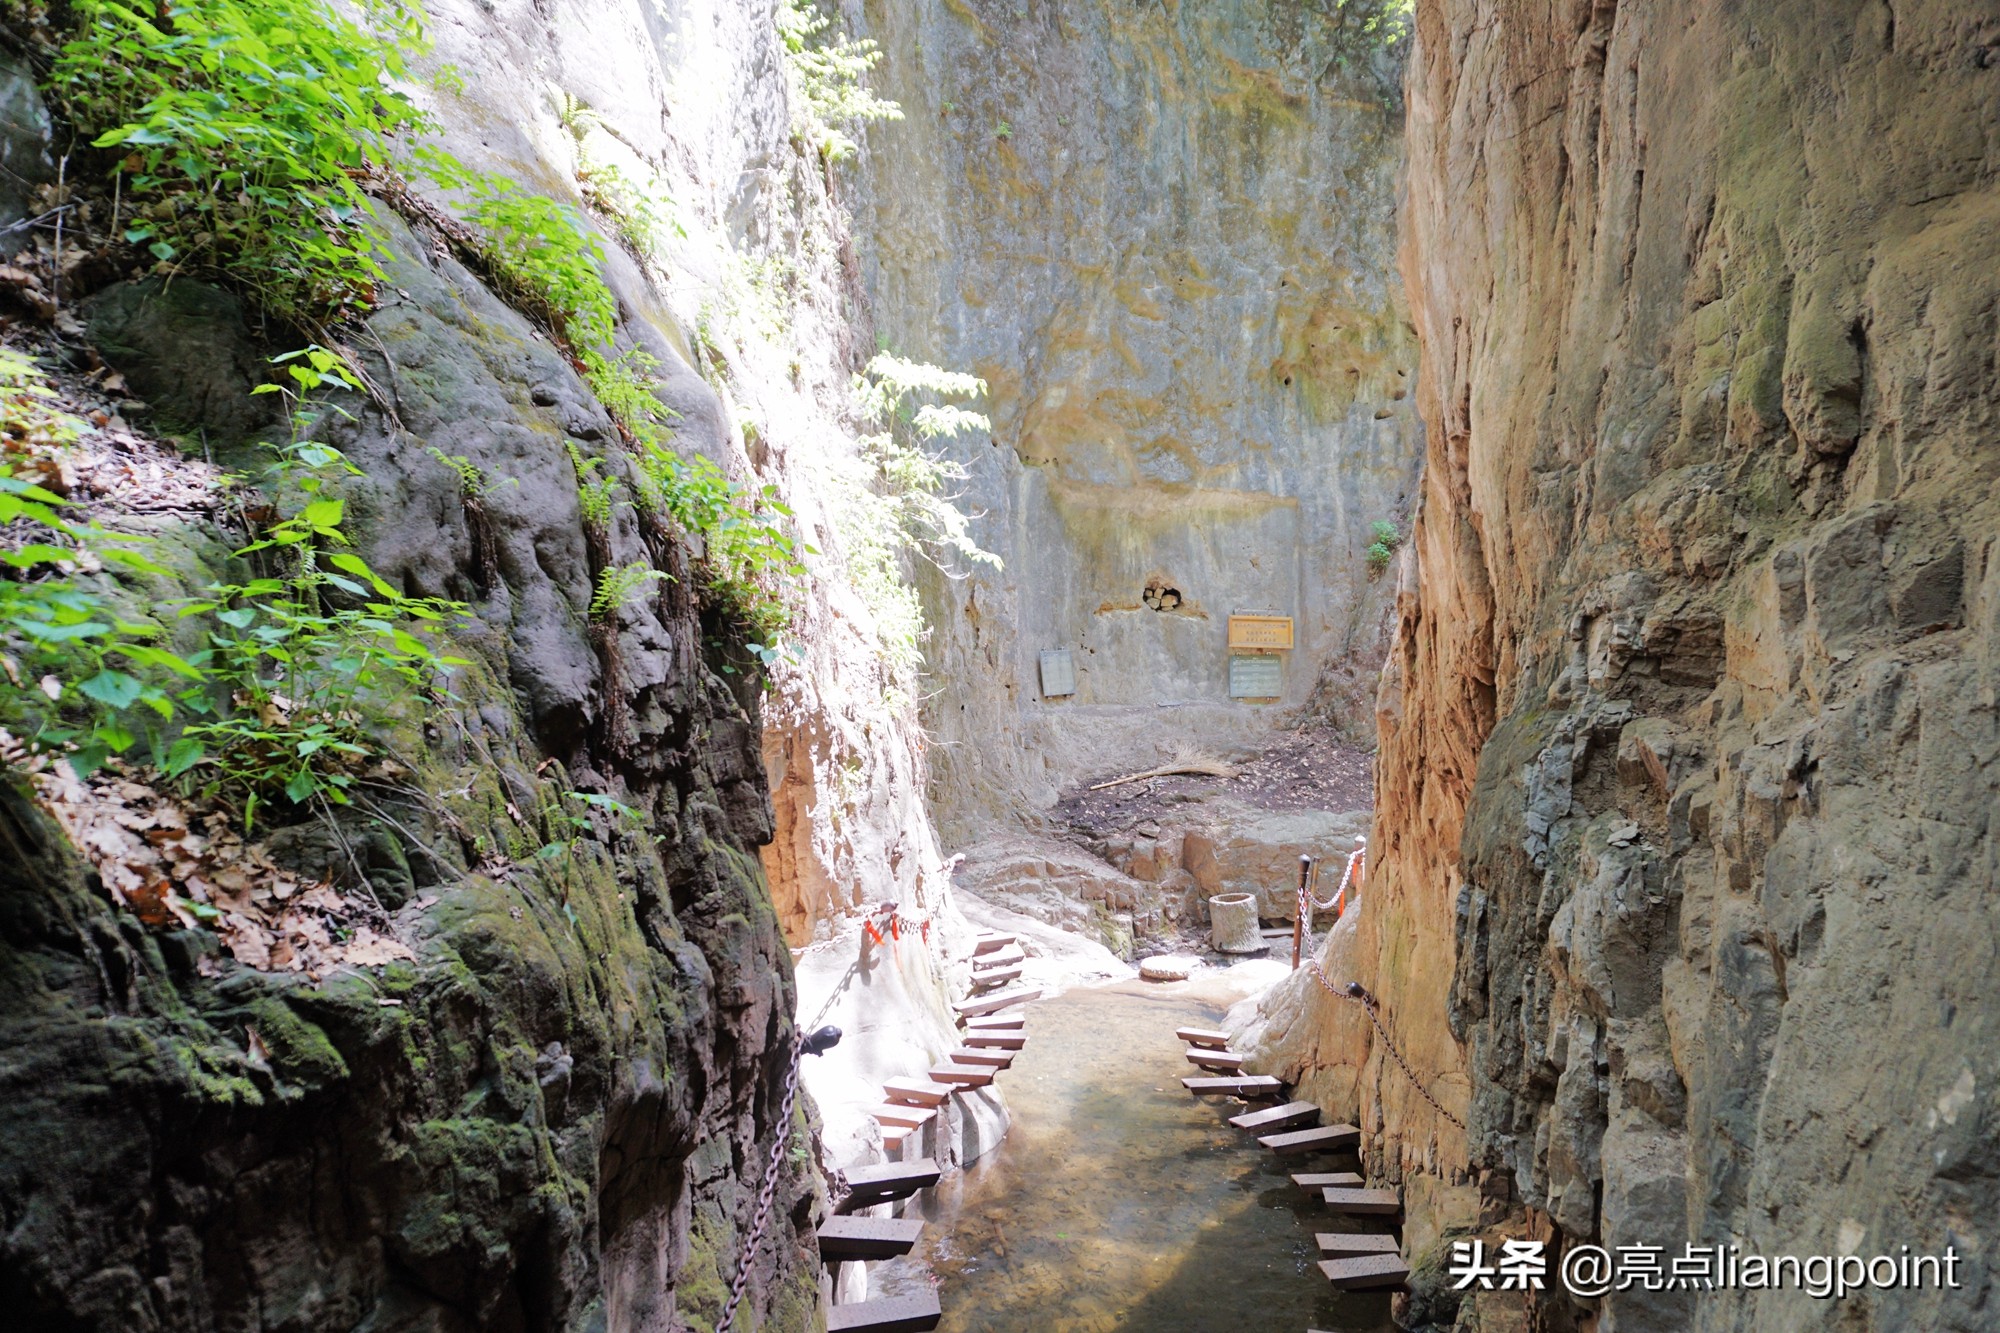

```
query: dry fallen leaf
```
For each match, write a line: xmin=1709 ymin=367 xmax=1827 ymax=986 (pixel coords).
xmin=33 ymin=766 xmax=420 ymax=978
xmin=343 ymin=928 xmax=416 ymax=966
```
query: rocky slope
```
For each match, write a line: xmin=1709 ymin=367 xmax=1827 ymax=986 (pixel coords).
xmin=0 ymin=0 xmax=988 ymax=1327
xmin=1246 ymin=1 xmax=2000 ymax=1329
xmin=1 ymin=226 xmax=824 ymax=1332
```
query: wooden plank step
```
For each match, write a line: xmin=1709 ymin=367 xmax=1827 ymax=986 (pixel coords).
xmin=881 ymin=1124 xmax=914 ymax=1152
xmin=1317 ymin=1232 xmax=1401 ymax=1256
xmin=949 ymin=1048 xmax=1013 ymax=1068
xmin=818 ymin=1216 xmax=925 ymax=1262
xmin=1182 ymin=1075 xmax=1286 ymax=1098
xmin=871 ymin=1104 xmax=937 ymax=1130
xmin=1185 ymin=1047 xmax=1246 ymax=1072
xmin=930 ymin=1064 xmax=994 ymax=1088
xmin=1229 ymin=1100 xmax=1320 ymax=1131
xmin=954 ymin=986 xmax=1041 ymax=1016
xmin=1321 ymin=1187 xmax=1401 ymax=1216
xmin=972 ymin=946 xmax=1026 ymax=970
xmin=1261 ymin=1123 xmax=1361 ymax=1155
xmin=883 ymin=1078 xmax=954 ymax=1108
xmin=971 ymin=933 xmax=1016 ymax=955
xmin=837 ymin=1160 xmax=942 ymax=1211
xmin=1177 ymin=1026 xmax=1232 ymax=1049
xmin=826 ymin=1290 xmax=943 ymax=1332
xmin=963 ymin=1032 xmax=1026 ymax=1050
xmin=963 ymin=1013 xmax=1026 ymax=1031
xmin=1319 ymin=1253 xmax=1411 ymax=1290
xmin=1294 ymin=1172 xmax=1364 ymax=1191
xmin=971 ymin=963 xmax=1024 ymax=988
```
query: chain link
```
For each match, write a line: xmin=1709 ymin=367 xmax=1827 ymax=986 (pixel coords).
xmin=1298 ymin=843 xmax=1366 ymax=919
xmin=717 ymin=1039 xmax=805 ymax=1333
xmin=1302 ymin=957 xmax=1467 ymax=1133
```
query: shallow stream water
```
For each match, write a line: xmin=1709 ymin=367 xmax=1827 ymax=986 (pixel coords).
xmin=872 ymin=981 xmax=1398 ymax=1333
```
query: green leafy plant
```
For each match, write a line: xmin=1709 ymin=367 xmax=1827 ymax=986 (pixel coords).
xmin=1366 ymin=519 xmax=1403 ymax=573
xmin=1336 ymin=0 xmax=1415 ymax=48
xmin=566 ymin=442 xmax=619 ymax=529
xmin=535 ymin=786 xmax=643 ymax=860
xmin=582 ymin=346 xmax=680 ymax=453
xmin=554 ymin=94 xmax=685 ymax=263
xmin=426 ymin=158 xmax=617 ymax=350
xmin=168 ymin=350 xmax=471 ymax=823
xmin=828 ymin=352 xmax=1000 ymax=680
xmin=0 ymin=350 xmax=195 ymax=774
xmin=853 ymin=353 xmax=1000 ymax=573
xmin=426 ymin=158 xmax=803 ymax=646
xmin=569 ymin=789 xmax=641 ymax=827
xmin=426 ymin=447 xmax=510 ymax=500
xmin=635 ymin=446 xmax=806 ymax=641
xmin=46 ymin=0 xmax=434 ymax=323
xmin=777 ymin=0 xmax=904 ymax=160
xmin=994 ymin=120 xmax=1012 ymax=140
xmin=589 ymin=562 xmax=668 ymax=622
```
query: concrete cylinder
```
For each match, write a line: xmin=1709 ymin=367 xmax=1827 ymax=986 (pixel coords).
xmin=1208 ymin=892 xmax=1263 ymax=954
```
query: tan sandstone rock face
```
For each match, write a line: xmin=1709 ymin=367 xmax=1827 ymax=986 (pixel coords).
xmin=1252 ymin=2 xmax=2000 ymax=1329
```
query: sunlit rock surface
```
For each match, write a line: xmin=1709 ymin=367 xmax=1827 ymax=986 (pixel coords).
xmin=849 ymin=0 xmax=1426 ymax=836
xmin=1251 ymin=2 xmax=2000 ymax=1329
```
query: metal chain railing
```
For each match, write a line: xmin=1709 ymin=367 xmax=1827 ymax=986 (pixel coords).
xmin=1302 ymin=959 xmax=1467 ymax=1134
xmin=1297 ymin=840 xmax=1366 ymax=922
xmin=717 ymin=1037 xmax=807 ymax=1333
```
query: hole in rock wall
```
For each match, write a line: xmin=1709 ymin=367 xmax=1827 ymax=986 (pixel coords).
xmin=1142 ymin=580 xmax=1183 ymax=611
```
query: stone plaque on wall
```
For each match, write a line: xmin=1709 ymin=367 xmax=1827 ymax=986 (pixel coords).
xmin=1038 ymin=649 xmax=1076 ymax=698
xmin=1227 ymin=614 xmax=1295 ymax=651
xmin=1228 ymin=653 xmax=1283 ymax=700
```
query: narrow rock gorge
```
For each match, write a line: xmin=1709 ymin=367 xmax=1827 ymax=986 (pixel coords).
xmin=0 ymin=0 xmax=1994 ymax=1331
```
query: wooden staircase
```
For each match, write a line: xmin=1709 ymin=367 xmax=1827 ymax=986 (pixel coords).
xmin=1164 ymin=1024 xmax=1411 ymax=1302
xmin=1318 ymin=1252 xmax=1412 ymax=1290
xmin=827 ymin=937 xmax=1044 ymax=1333
xmin=883 ymin=1078 xmax=954 ymax=1108
xmin=1319 ymin=1186 xmax=1401 ymax=1216
xmin=962 ymin=1030 xmax=1025 ymax=1050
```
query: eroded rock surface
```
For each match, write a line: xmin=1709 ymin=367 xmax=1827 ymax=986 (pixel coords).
xmin=1255 ymin=2 xmax=2000 ymax=1330
xmin=852 ymin=0 xmax=1426 ymax=836
xmin=0 ymin=224 xmax=820 ymax=1330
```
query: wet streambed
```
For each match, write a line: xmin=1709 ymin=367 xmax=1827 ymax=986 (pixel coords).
xmin=872 ymin=981 xmax=1397 ymax=1333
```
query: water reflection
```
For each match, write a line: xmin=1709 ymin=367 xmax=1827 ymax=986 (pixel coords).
xmin=870 ymin=981 xmax=1396 ymax=1333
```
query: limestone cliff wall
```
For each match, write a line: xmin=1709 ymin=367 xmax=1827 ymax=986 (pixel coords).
xmin=410 ymin=0 xmax=991 ymax=1184
xmin=0 ymin=0 xmax=984 ymax=1327
xmin=1252 ymin=2 xmax=2000 ymax=1329
xmin=846 ymin=0 xmax=1426 ymax=838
